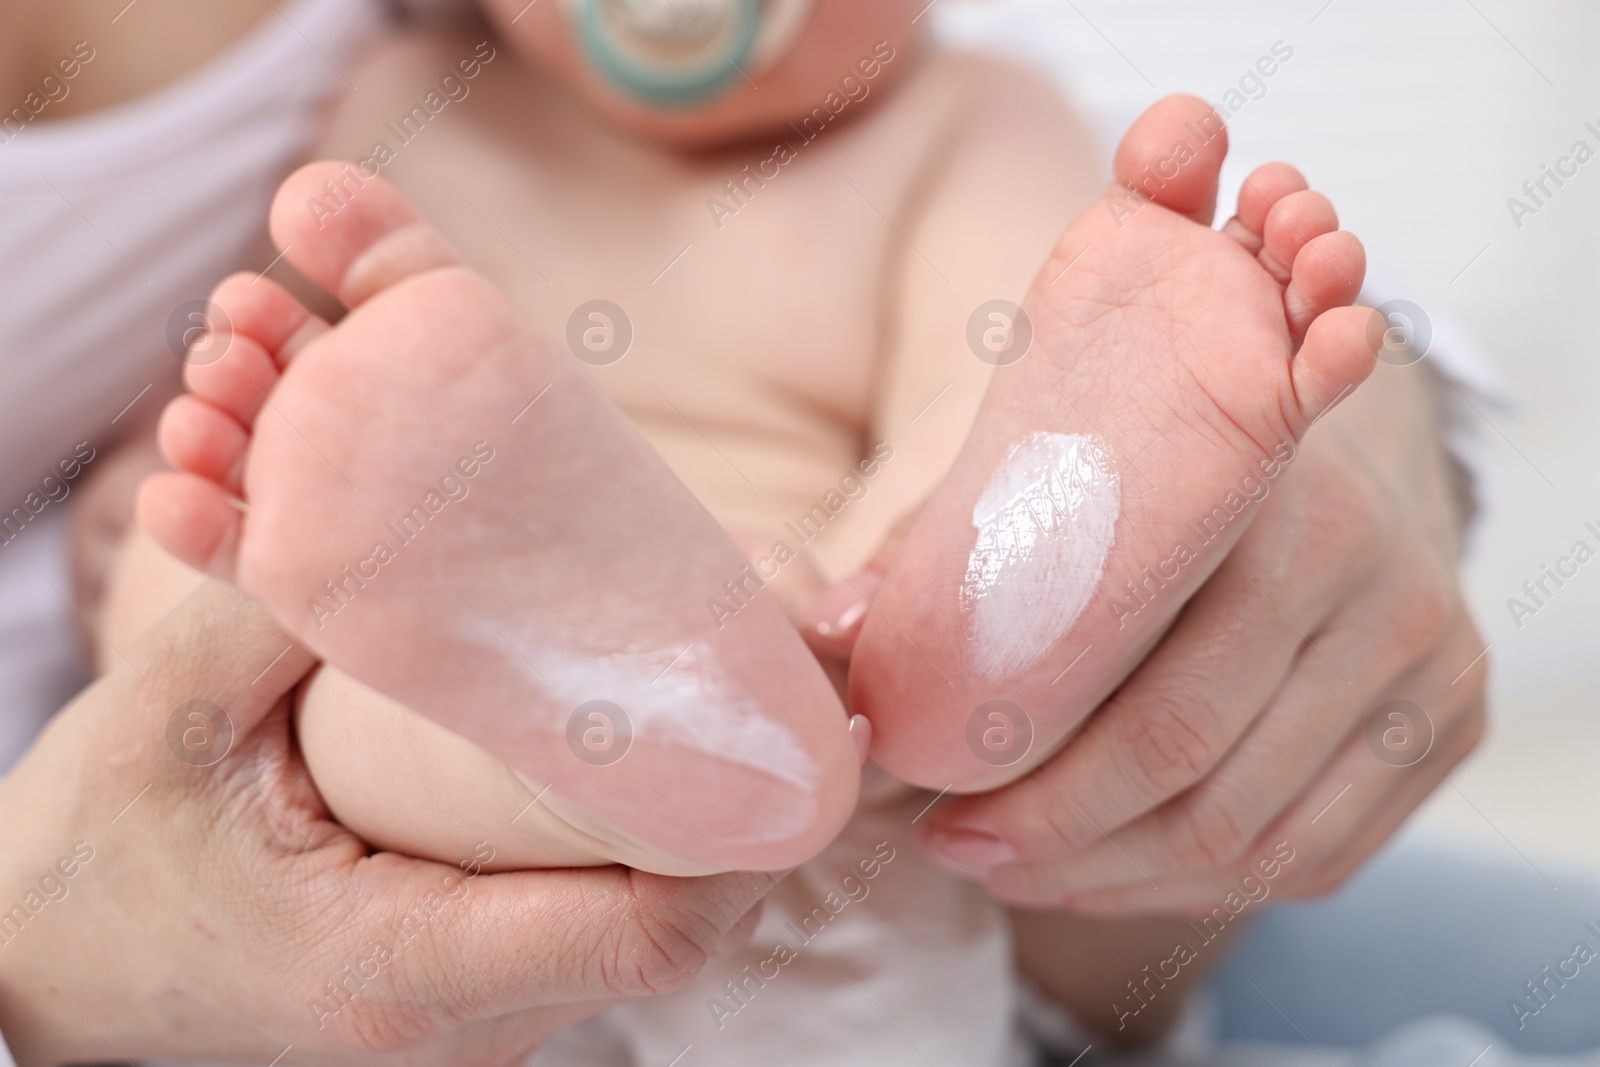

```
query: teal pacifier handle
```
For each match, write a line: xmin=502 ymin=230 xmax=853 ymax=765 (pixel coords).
xmin=577 ymin=0 xmax=763 ymax=108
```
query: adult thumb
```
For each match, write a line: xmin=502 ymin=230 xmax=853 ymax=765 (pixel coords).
xmin=382 ymin=863 xmax=787 ymax=1014
xmin=91 ymin=580 xmax=316 ymax=759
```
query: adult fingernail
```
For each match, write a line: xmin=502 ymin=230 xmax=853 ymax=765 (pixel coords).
xmin=800 ymin=569 xmax=883 ymax=653
xmin=923 ymin=827 xmax=1017 ymax=876
xmin=848 ymin=714 xmax=872 ymax=767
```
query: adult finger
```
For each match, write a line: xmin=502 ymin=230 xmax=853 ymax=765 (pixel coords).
xmin=125 ymin=587 xmax=784 ymax=1009
xmin=1008 ymin=617 xmax=1486 ymax=913
xmin=1282 ymin=705 xmax=1485 ymax=900
xmin=87 ymin=578 xmax=317 ymax=749
xmin=366 ymin=860 xmax=786 ymax=1020
xmin=1046 ymin=703 xmax=1482 ymax=917
xmin=994 ymin=560 xmax=1452 ymax=896
xmin=21 ymin=580 xmax=319 ymax=836
xmin=1272 ymin=618 xmax=1489 ymax=899
xmin=918 ymin=453 xmax=1387 ymax=868
xmin=87 ymin=586 xmax=780 ymax=1020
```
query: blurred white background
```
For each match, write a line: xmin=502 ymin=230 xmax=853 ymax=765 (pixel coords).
xmin=939 ymin=0 xmax=1600 ymax=871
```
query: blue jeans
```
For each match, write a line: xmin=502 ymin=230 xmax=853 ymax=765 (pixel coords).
xmin=1202 ymin=829 xmax=1600 ymax=1061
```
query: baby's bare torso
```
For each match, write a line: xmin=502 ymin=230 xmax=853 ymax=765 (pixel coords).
xmin=272 ymin=25 xmax=1102 ymax=874
xmin=320 ymin=29 xmax=1094 ymax=588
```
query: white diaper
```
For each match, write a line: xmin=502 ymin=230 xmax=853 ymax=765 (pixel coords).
xmin=535 ymin=769 xmax=1031 ymax=1067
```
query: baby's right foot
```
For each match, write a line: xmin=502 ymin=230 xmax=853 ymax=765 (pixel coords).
xmin=138 ymin=164 xmax=859 ymax=873
xmin=853 ymin=96 xmax=1380 ymax=791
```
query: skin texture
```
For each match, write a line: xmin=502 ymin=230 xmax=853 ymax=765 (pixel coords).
xmin=140 ymin=164 xmax=865 ymax=875
xmin=804 ymin=348 xmax=1479 ymax=1046
xmin=921 ymin=350 xmax=1486 ymax=913
xmin=51 ymin=1 xmax=1482 ymax=1055
xmin=851 ymin=96 xmax=1377 ymax=794
xmin=309 ymin=23 xmax=1084 ymax=579
xmin=138 ymin=16 xmax=1110 ymax=883
xmin=0 ymin=583 xmax=777 ymax=1067
xmin=997 ymin=353 xmax=1485 ymax=1043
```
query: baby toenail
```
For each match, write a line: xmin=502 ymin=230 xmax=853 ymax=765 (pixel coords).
xmin=820 ymin=599 xmax=867 ymax=636
xmin=923 ymin=827 xmax=1017 ymax=875
xmin=848 ymin=714 xmax=872 ymax=766
xmin=800 ymin=570 xmax=882 ymax=644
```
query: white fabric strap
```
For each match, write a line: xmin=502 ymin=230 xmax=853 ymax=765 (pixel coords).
xmin=0 ymin=0 xmax=390 ymax=776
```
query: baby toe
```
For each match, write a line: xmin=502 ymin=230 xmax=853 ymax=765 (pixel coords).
xmin=1110 ymin=94 xmax=1230 ymax=225
xmin=136 ymin=471 xmax=243 ymax=581
xmin=1285 ymin=230 xmax=1366 ymax=345
xmin=270 ymin=161 xmax=464 ymax=308
xmin=158 ymin=395 xmax=249 ymax=494
xmin=1292 ymin=304 xmax=1382 ymax=429
xmin=1225 ymin=162 xmax=1308 ymax=253
xmin=1260 ymin=189 xmax=1338 ymax=284
xmin=186 ymin=274 xmax=327 ymax=426
xmin=210 ymin=272 xmax=322 ymax=358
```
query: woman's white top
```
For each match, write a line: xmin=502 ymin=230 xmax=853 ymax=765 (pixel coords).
xmin=0 ymin=0 xmax=390 ymax=773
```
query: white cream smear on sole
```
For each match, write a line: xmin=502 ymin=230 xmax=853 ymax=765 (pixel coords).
xmin=961 ymin=431 xmax=1120 ymax=680
xmin=452 ymin=616 xmax=821 ymax=844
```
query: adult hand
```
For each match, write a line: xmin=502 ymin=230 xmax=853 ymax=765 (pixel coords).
xmin=0 ymin=582 xmax=774 ymax=1066
xmin=835 ymin=361 xmax=1487 ymax=915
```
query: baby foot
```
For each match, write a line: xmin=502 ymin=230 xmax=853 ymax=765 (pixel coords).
xmin=138 ymin=164 xmax=859 ymax=872
xmin=853 ymin=96 xmax=1378 ymax=790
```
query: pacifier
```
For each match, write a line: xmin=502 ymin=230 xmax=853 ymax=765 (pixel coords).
xmin=564 ymin=0 xmax=814 ymax=107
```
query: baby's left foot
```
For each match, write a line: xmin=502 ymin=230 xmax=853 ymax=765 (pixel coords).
xmin=139 ymin=164 xmax=860 ymax=873
xmin=854 ymin=95 xmax=1379 ymax=790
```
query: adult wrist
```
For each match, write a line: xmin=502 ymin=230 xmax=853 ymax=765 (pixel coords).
xmin=1420 ymin=361 xmax=1483 ymax=541
xmin=1359 ymin=281 xmax=1512 ymax=556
